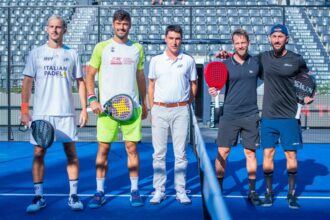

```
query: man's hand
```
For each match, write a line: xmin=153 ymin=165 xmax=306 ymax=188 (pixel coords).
xmin=90 ymin=100 xmax=103 ymax=114
xmin=208 ymin=87 xmax=219 ymax=97
xmin=141 ymin=102 xmax=148 ymax=120
xmin=79 ymin=108 xmax=88 ymax=127
xmin=304 ymin=96 xmax=314 ymax=105
xmin=215 ymin=50 xmax=231 ymax=59
xmin=20 ymin=112 xmax=31 ymax=127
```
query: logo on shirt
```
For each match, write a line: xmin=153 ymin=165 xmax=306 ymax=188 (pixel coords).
xmin=43 ymin=66 xmax=68 ymax=77
xmin=44 ymin=57 xmax=53 ymax=61
xmin=177 ymin=64 xmax=183 ymax=68
xmin=110 ymin=47 xmax=115 ymax=52
xmin=63 ymin=57 xmax=70 ymax=62
xmin=249 ymin=70 xmax=254 ymax=74
xmin=284 ymin=63 xmax=293 ymax=67
xmin=110 ymin=57 xmax=134 ymax=65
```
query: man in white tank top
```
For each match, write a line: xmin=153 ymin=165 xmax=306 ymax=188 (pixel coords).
xmin=21 ymin=15 xmax=88 ymax=213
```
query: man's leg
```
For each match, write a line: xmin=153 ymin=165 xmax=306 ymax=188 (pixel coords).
xmin=244 ymin=148 xmax=257 ymax=191
xmin=26 ymin=146 xmax=47 ymax=213
xmin=150 ymin=105 xmax=169 ymax=204
xmin=88 ymin=142 xmax=110 ymax=208
xmin=285 ymin=150 xmax=300 ymax=209
xmin=64 ymin=142 xmax=83 ymax=210
xmin=95 ymin=142 xmax=111 ymax=191
xmin=215 ymin=147 xmax=230 ymax=191
xmin=170 ymin=106 xmax=191 ymax=204
xmin=125 ymin=141 xmax=140 ymax=189
xmin=262 ymin=148 xmax=276 ymax=207
xmin=244 ymin=148 xmax=262 ymax=205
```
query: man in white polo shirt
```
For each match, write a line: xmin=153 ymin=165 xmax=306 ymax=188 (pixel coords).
xmin=148 ymin=25 xmax=198 ymax=205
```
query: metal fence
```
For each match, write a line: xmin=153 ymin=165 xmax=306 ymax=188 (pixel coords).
xmin=0 ymin=5 xmax=329 ymax=142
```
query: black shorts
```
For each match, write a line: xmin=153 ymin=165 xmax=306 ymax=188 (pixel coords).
xmin=216 ymin=113 xmax=260 ymax=149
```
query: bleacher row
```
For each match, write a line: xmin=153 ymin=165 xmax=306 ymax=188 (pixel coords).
xmin=0 ymin=0 xmax=330 ymax=89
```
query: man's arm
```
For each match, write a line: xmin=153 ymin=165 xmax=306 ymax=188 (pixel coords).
xmin=137 ymin=69 xmax=148 ymax=120
xmin=77 ymin=77 xmax=88 ymax=127
xmin=86 ymin=65 xmax=102 ymax=114
xmin=148 ymin=79 xmax=155 ymax=110
xmin=21 ymin=76 xmax=33 ymax=125
xmin=189 ymin=80 xmax=198 ymax=103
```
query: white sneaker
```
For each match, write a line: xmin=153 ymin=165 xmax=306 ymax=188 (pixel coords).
xmin=68 ymin=194 xmax=84 ymax=211
xmin=150 ymin=191 xmax=166 ymax=204
xmin=26 ymin=195 xmax=46 ymax=213
xmin=176 ymin=191 xmax=191 ymax=204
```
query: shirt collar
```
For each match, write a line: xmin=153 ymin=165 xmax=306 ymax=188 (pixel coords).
xmin=231 ymin=53 xmax=251 ymax=65
xmin=163 ymin=50 xmax=184 ymax=61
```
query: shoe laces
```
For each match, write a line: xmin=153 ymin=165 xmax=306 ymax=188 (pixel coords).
xmin=131 ymin=190 xmax=140 ymax=199
xmin=32 ymin=195 xmax=42 ymax=204
xmin=93 ymin=192 xmax=104 ymax=201
xmin=70 ymin=194 xmax=79 ymax=203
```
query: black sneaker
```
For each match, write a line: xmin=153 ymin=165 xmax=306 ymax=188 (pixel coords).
xmin=262 ymin=191 xmax=274 ymax=207
xmin=248 ymin=191 xmax=262 ymax=206
xmin=287 ymin=194 xmax=300 ymax=209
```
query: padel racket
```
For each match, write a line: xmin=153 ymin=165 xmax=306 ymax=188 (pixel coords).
xmin=19 ymin=120 xmax=55 ymax=149
xmin=103 ymin=94 xmax=134 ymax=121
xmin=204 ymin=61 xmax=228 ymax=108
xmin=294 ymin=72 xmax=316 ymax=119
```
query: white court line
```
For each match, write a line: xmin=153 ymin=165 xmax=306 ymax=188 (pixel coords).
xmin=1 ymin=193 xmax=330 ymax=199
xmin=0 ymin=193 xmax=201 ymax=197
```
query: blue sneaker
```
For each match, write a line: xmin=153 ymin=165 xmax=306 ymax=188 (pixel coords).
xmin=26 ymin=195 xmax=46 ymax=213
xmin=88 ymin=191 xmax=106 ymax=209
xmin=130 ymin=190 xmax=144 ymax=207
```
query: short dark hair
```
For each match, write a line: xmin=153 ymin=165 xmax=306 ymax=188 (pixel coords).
xmin=165 ymin=25 xmax=183 ymax=37
xmin=231 ymin=28 xmax=249 ymax=42
xmin=113 ymin=9 xmax=131 ymax=24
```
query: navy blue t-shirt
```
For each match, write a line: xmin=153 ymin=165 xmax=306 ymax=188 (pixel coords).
xmin=221 ymin=54 xmax=260 ymax=120
xmin=258 ymin=50 xmax=309 ymax=119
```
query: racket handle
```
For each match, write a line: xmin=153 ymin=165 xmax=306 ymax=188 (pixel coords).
xmin=215 ymin=91 xmax=220 ymax=108
xmin=295 ymin=103 xmax=303 ymax=119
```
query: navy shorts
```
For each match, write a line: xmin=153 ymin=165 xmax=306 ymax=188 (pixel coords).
xmin=216 ymin=114 xmax=260 ymax=149
xmin=261 ymin=118 xmax=303 ymax=150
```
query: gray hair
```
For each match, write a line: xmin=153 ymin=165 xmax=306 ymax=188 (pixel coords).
xmin=47 ymin=15 xmax=67 ymax=29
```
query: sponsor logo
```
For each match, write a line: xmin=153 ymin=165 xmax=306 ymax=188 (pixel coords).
xmin=63 ymin=57 xmax=70 ymax=62
xmin=110 ymin=57 xmax=134 ymax=65
xmin=110 ymin=47 xmax=115 ymax=52
xmin=284 ymin=63 xmax=293 ymax=67
xmin=43 ymin=66 xmax=68 ymax=77
xmin=44 ymin=57 xmax=53 ymax=61
xmin=177 ymin=64 xmax=183 ymax=68
xmin=249 ymin=70 xmax=254 ymax=74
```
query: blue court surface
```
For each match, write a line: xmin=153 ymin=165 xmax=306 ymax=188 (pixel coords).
xmin=1 ymin=141 xmax=330 ymax=220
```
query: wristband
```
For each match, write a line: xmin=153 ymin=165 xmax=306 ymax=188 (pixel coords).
xmin=21 ymin=103 xmax=29 ymax=114
xmin=88 ymin=95 xmax=97 ymax=104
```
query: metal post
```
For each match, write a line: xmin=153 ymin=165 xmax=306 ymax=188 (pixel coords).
xmin=7 ymin=7 xmax=13 ymax=141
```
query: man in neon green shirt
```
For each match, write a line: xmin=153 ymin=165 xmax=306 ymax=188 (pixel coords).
xmin=86 ymin=9 xmax=148 ymax=208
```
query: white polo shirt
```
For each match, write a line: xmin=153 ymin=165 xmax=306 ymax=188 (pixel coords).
xmin=148 ymin=51 xmax=197 ymax=103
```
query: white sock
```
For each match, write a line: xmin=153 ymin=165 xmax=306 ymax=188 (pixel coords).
xmin=130 ymin=176 xmax=139 ymax=191
xmin=96 ymin=178 xmax=105 ymax=192
xmin=69 ymin=179 xmax=78 ymax=195
xmin=34 ymin=183 xmax=43 ymax=196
